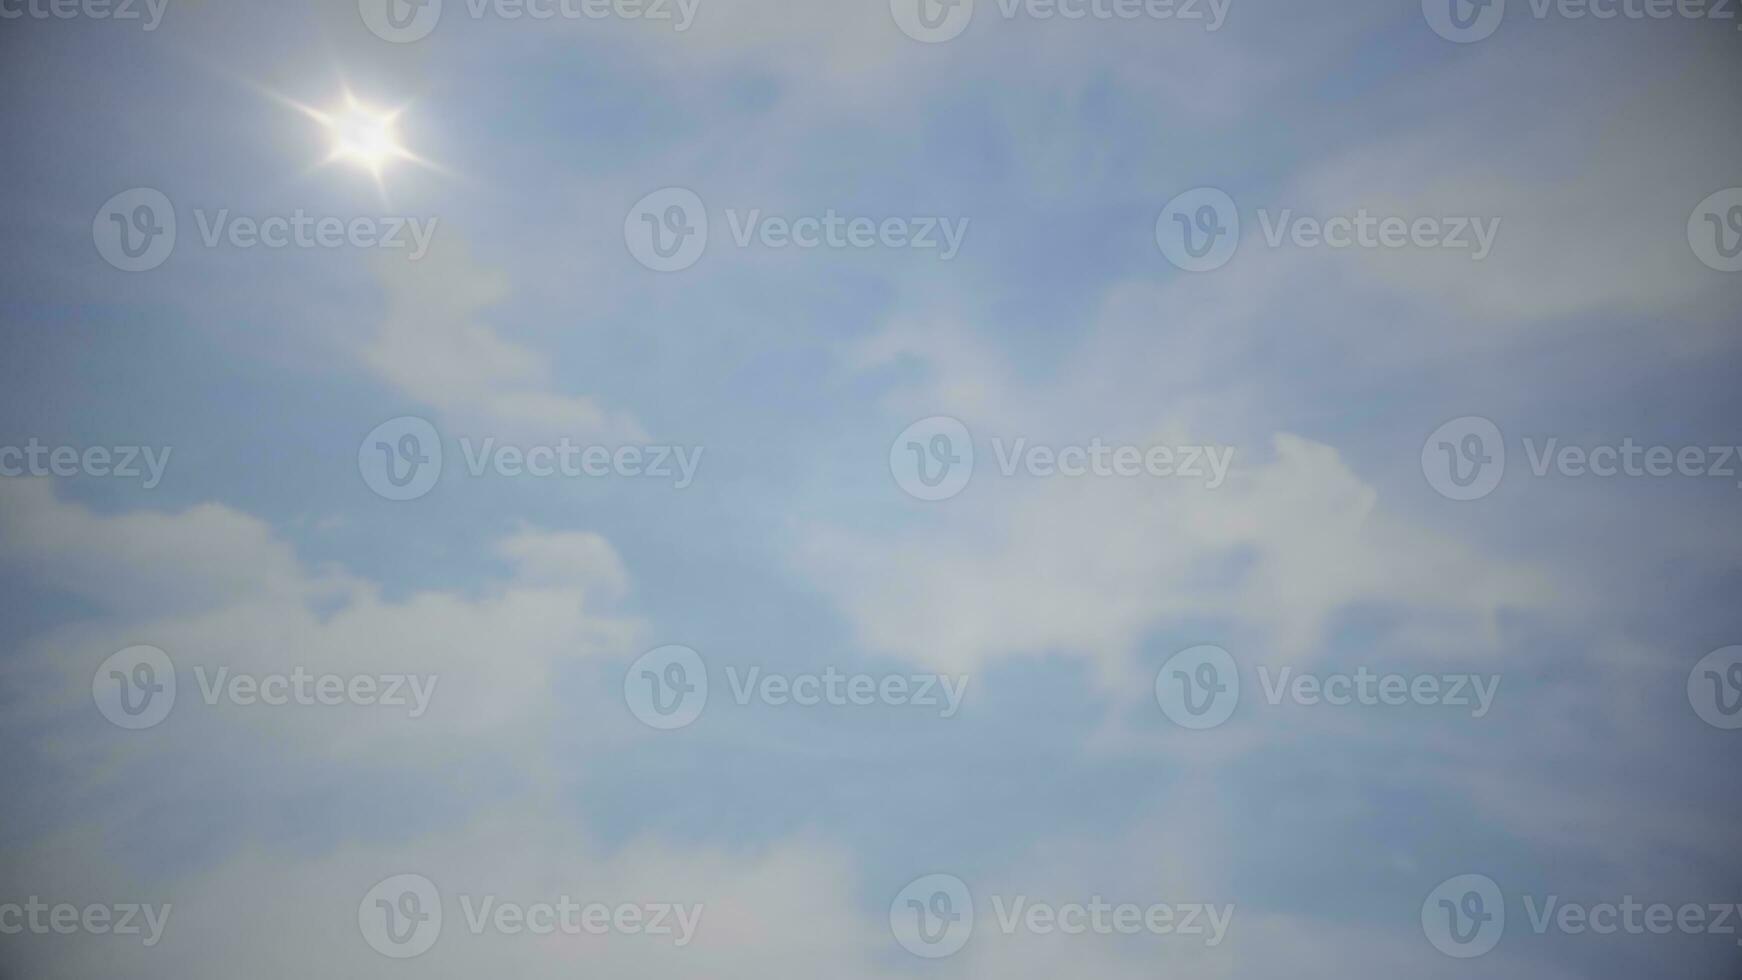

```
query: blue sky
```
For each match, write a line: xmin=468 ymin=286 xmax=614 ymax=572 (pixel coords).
xmin=1 ymin=0 xmax=1740 ymax=976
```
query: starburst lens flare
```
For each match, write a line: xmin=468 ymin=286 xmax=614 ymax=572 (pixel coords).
xmin=322 ymin=96 xmax=408 ymax=176
xmin=255 ymin=83 xmax=441 ymax=196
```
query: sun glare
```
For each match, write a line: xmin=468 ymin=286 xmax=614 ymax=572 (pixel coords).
xmin=250 ymin=78 xmax=447 ymax=201
xmin=319 ymin=95 xmax=409 ymax=177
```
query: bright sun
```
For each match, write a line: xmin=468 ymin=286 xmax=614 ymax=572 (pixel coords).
xmin=258 ymin=82 xmax=443 ymax=199
xmin=318 ymin=94 xmax=409 ymax=177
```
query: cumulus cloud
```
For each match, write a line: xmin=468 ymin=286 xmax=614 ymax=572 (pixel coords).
xmin=0 ymin=478 xmax=640 ymax=774
xmin=797 ymin=315 xmax=1562 ymax=689
xmin=0 ymin=811 xmax=885 ymax=980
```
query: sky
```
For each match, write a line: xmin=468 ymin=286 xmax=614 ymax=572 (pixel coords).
xmin=1 ymin=0 xmax=1740 ymax=976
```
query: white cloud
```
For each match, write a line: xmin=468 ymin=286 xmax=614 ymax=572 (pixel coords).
xmin=1282 ymin=28 xmax=1742 ymax=332
xmin=0 ymin=483 xmax=892 ymax=980
xmin=0 ymin=812 xmax=888 ymax=980
xmin=0 ymin=478 xmax=319 ymax=617
xmin=798 ymin=316 xmax=1561 ymax=690
xmin=0 ymin=478 xmax=640 ymax=766
xmin=365 ymin=235 xmax=646 ymax=442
